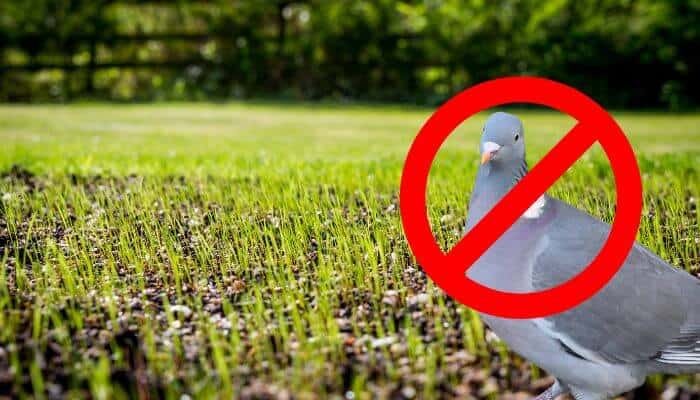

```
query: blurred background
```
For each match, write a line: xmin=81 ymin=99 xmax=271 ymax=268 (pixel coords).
xmin=1 ymin=0 xmax=699 ymax=109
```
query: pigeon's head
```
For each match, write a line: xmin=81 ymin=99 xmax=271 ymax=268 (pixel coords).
xmin=479 ymin=112 xmax=525 ymax=166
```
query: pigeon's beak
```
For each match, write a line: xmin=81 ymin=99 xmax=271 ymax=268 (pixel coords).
xmin=480 ymin=141 xmax=501 ymax=165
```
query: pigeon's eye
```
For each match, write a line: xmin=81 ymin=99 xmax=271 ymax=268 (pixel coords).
xmin=514 ymin=134 xmax=520 ymax=142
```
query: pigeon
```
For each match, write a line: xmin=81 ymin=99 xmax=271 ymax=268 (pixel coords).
xmin=465 ymin=112 xmax=700 ymax=400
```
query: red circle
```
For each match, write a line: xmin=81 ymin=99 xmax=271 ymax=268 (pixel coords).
xmin=399 ymin=77 xmax=643 ymax=319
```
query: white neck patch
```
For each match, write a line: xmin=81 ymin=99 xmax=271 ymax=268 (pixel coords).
xmin=523 ymin=194 xmax=546 ymax=219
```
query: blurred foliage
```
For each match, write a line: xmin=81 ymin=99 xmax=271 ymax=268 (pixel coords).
xmin=0 ymin=0 xmax=699 ymax=108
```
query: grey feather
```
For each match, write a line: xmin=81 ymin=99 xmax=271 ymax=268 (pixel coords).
xmin=530 ymin=197 xmax=700 ymax=364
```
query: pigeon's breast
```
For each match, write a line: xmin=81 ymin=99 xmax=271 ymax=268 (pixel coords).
xmin=466 ymin=202 xmax=556 ymax=293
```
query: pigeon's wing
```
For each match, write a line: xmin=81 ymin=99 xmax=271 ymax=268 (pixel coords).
xmin=531 ymin=197 xmax=699 ymax=364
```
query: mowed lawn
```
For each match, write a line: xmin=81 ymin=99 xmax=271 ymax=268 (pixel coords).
xmin=0 ymin=104 xmax=698 ymax=399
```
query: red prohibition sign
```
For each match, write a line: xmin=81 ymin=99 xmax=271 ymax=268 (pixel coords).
xmin=399 ymin=77 xmax=643 ymax=319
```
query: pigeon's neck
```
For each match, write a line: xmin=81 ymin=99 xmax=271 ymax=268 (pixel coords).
xmin=465 ymin=158 xmax=543 ymax=293
xmin=466 ymin=159 xmax=528 ymax=230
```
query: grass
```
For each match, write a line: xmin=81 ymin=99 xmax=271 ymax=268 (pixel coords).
xmin=0 ymin=103 xmax=698 ymax=399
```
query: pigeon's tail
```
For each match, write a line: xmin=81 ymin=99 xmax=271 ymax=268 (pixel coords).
xmin=652 ymin=281 xmax=700 ymax=373
xmin=653 ymin=335 xmax=700 ymax=373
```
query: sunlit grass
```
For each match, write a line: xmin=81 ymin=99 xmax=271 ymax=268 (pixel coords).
xmin=0 ymin=103 xmax=698 ymax=399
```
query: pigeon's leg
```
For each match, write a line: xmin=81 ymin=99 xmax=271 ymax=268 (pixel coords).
xmin=532 ymin=380 xmax=568 ymax=400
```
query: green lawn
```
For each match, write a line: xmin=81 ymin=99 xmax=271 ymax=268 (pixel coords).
xmin=0 ymin=103 xmax=698 ymax=399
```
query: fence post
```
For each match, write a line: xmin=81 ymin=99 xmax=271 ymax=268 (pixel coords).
xmin=86 ymin=37 xmax=97 ymax=95
xmin=274 ymin=1 xmax=291 ymax=89
xmin=86 ymin=1 xmax=108 ymax=96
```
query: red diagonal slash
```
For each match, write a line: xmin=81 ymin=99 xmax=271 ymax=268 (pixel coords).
xmin=447 ymin=122 xmax=596 ymax=275
xmin=399 ymin=77 xmax=642 ymax=319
